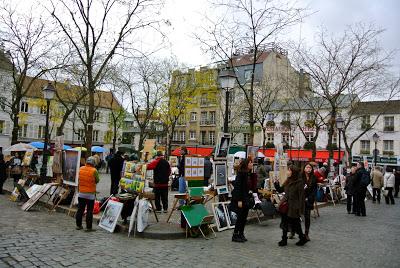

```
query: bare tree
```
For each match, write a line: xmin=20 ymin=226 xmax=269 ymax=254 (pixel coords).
xmin=49 ymin=0 xmax=164 ymax=156
xmin=0 ymin=1 xmax=64 ymax=144
xmin=195 ymin=0 xmax=307 ymax=144
xmin=293 ymin=24 xmax=394 ymax=161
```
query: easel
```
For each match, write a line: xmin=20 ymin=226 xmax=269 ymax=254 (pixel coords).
xmin=128 ymin=192 xmax=159 ymax=237
xmin=166 ymin=193 xmax=189 ymax=223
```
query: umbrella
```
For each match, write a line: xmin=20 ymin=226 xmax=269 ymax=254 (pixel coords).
xmin=72 ymin=146 xmax=87 ymax=151
xmin=63 ymin=145 xmax=72 ymax=150
xmin=29 ymin=141 xmax=44 ymax=149
xmin=4 ymin=143 xmax=37 ymax=152
xmin=257 ymin=151 xmax=265 ymax=158
xmin=233 ymin=151 xmax=246 ymax=159
xmin=91 ymin=146 xmax=107 ymax=153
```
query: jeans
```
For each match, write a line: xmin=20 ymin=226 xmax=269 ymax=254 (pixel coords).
xmin=233 ymin=203 xmax=249 ymax=235
xmin=178 ymin=176 xmax=186 ymax=205
xmin=76 ymin=197 xmax=95 ymax=229
xmin=372 ymin=188 xmax=381 ymax=203
xmin=384 ymin=187 xmax=395 ymax=204
xmin=154 ymin=188 xmax=168 ymax=211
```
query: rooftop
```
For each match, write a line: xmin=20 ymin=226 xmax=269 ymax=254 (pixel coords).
xmin=354 ymin=99 xmax=400 ymax=115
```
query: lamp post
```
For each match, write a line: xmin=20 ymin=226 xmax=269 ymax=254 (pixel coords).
xmin=218 ymin=69 xmax=236 ymax=133
xmin=373 ymin=132 xmax=379 ymax=167
xmin=290 ymin=134 xmax=294 ymax=162
xmin=40 ymin=83 xmax=55 ymax=182
xmin=336 ymin=115 xmax=344 ymax=165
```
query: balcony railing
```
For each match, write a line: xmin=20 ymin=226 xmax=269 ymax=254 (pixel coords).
xmin=384 ymin=126 xmax=394 ymax=132
xmin=360 ymin=150 xmax=370 ymax=155
xmin=200 ymin=120 xmax=216 ymax=126
xmin=382 ymin=150 xmax=394 ymax=156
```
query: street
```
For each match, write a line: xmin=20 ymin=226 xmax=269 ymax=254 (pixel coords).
xmin=0 ymin=191 xmax=399 ymax=268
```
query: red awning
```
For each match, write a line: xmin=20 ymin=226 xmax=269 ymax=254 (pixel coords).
xmin=171 ymin=146 xmax=214 ymax=157
xmin=259 ymin=148 xmax=344 ymax=163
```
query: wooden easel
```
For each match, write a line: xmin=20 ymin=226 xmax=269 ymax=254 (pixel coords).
xmin=166 ymin=193 xmax=189 ymax=223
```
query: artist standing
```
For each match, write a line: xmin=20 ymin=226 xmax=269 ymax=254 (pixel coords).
xmin=75 ymin=157 xmax=99 ymax=231
xmin=147 ymin=151 xmax=171 ymax=213
xmin=203 ymin=156 xmax=213 ymax=186
xmin=108 ymin=151 xmax=124 ymax=195
xmin=231 ymin=158 xmax=252 ymax=243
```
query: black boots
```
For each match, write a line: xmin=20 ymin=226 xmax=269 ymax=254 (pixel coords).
xmin=278 ymin=236 xmax=287 ymax=246
xmin=296 ymin=234 xmax=309 ymax=246
xmin=232 ymin=233 xmax=245 ymax=243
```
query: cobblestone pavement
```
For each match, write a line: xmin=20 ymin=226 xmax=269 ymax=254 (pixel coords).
xmin=0 ymin=193 xmax=399 ymax=268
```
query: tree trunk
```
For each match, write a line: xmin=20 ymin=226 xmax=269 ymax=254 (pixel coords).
xmin=85 ymin=87 xmax=95 ymax=157
xmin=11 ymin=112 xmax=19 ymax=145
xmin=112 ymin=118 xmax=117 ymax=153
xmin=327 ymin=111 xmax=336 ymax=160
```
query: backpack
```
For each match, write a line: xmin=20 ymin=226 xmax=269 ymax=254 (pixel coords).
xmin=360 ymin=171 xmax=371 ymax=187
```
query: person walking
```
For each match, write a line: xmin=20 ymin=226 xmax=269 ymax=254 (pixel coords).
xmin=0 ymin=154 xmax=8 ymax=194
xmin=274 ymin=165 xmax=308 ymax=247
xmin=345 ymin=164 xmax=358 ymax=213
xmin=355 ymin=162 xmax=370 ymax=216
xmin=203 ymin=156 xmax=213 ymax=186
xmin=108 ymin=151 xmax=124 ymax=195
xmin=75 ymin=157 xmax=100 ymax=231
xmin=383 ymin=167 xmax=395 ymax=205
xmin=147 ymin=151 xmax=171 ymax=213
xmin=231 ymin=158 xmax=252 ymax=243
xmin=302 ymin=163 xmax=317 ymax=241
xmin=371 ymin=166 xmax=384 ymax=204
xmin=394 ymin=169 xmax=400 ymax=198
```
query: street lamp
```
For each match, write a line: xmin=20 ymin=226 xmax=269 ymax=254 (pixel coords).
xmin=218 ymin=69 xmax=236 ymax=133
xmin=290 ymin=134 xmax=294 ymax=161
xmin=336 ymin=115 xmax=344 ymax=165
xmin=373 ymin=132 xmax=379 ymax=167
xmin=40 ymin=83 xmax=55 ymax=182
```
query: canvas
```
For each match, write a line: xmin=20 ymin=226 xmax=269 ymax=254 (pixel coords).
xmin=214 ymin=162 xmax=227 ymax=187
xmin=212 ymin=202 xmax=228 ymax=231
xmin=223 ymin=201 xmax=237 ymax=229
xmin=99 ymin=200 xmax=124 ymax=233
xmin=246 ymin=145 xmax=259 ymax=161
xmin=191 ymin=157 xmax=198 ymax=167
xmin=63 ymin=150 xmax=81 ymax=186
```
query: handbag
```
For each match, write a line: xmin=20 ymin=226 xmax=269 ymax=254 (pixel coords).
xmin=278 ymin=196 xmax=288 ymax=214
xmin=382 ymin=189 xmax=389 ymax=197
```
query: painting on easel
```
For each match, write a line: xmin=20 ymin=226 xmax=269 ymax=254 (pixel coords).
xmin=63 ymin=150 xmax=81 ymax=186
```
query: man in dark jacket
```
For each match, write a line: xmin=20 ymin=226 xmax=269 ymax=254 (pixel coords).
xmin=203 ymin=156 xmax=213 ymax=186
xmin=147 ymin=151 xmax=171 ymax=212
xmin=108 ymin=151 xmax=124 ymax=195
xmin=355 ymin=162 xmax=369 ymax=216
xmin=345 ymin=164 xmax=358 ymax=214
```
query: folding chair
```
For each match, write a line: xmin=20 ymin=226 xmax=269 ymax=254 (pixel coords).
xmin=181 ymin=204 xmax=216 ymax=240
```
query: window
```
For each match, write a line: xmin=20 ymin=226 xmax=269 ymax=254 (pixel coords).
xmin=209 ymin=111 xmax=216 ymax=124
xmin=241 ymin=109 xmax=249 ymax=124
xmin=0 ymin=120 xmax=4 ymax=134
xmin=94 ymin=112 xmax=100 ymax=122
xmin=243 ymin=133 xmax=250 ymax=145
xmin=179 ymin=131 xmax=185 ymax=142
xmin=190 ymin=112 xmax=197 ymax=122
xmin=360 ymin=115 xmax=370 ymax=129
xmin=38 ymin=126 xmax=46 ymax=139
xmin=306 ymin=112 xmax=314 ymax=121
xmin=173 ymin=131 xmax=179 ymax=141
xmin=384 ymin=116 xmax=394 ymax=131
xmin=189 ymin=131 xmax=196 ymax=140
xmin=282 ymin=112 xmax=290 ymax=122
xmin=360 ymin=140 xmax=370 ymax=153
xmin=282 ymin=133 xmax=289 ymax=143
xmin=201 ymin=131 xmax=207 ymax=144
xmin=77 ymin=129 xmax=85 ymax=141
xmin=18 ymin=124 xmax=28 ymax=138
xmin=383 ymin=140 xmax=394 ymax=151
xmin=93 ymin=130 xmax=99 ymax=142
xmin=244 ymin=69 xmax=252 ymax=81
xmin=267 ymin=113 xmax=274 ymax=121
xmin=209 ymin=131 xmax=215 ymax=145
xmin=40 ymin=105 xmax=47 ymax=115
xmin=200 ymin=93 xmax=208 ymax=105
xmin=177 ymin=115 xmax=186 ymax=125
xmin=20 ymin=102 xmax=29 ymax=113
xmin=201 ymin=112 xmax=207 ymax=125
xmin=267 ymin=133 xmax=274 ymax=143
xmin=0 ymin=97 xmax=6 ymax=110
xmin=305 ymin=132 xmax=314 ymax=142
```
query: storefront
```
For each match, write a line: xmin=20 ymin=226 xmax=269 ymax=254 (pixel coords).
xmin=352 ymin=155 xmax=400 ymax=167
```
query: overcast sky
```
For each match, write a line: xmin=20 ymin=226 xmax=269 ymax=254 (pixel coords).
xmin=161 ymin=0 xmax=400 ymax=70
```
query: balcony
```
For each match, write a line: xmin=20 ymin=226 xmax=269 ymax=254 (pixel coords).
xmin=382 ymin=150 xmax=394 ymax=156
xmin=360 ymin=150 xmax=370 ymax=155
xmin=200 ymin=120 xmax=216 ymax=126
xmin=384 ymin=126 xmax=394 ymax=132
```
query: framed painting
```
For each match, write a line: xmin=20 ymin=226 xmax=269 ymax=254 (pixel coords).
xmin=246 ymin=145 xmax=259 ymax=161
xmin=191 ymin=157 xmax=199 ymax=167
xmin=212 ymin=202 xmax=229 ymax=231
xmin=215 ymin=133 xmax=231 ymax=160
xmin=223 ymin=201 xmax=237 ymax=229
xmin=213 ymin=162 xmax=227 ymax=188
xmin=99 ymin=200 xmax=123 ymax=233
xmin=185 ymin=157 xmax=192 ymax=167
xmin=63 ymin=150 xmax=81 ymax=186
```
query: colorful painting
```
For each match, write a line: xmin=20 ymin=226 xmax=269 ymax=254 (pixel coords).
xmin=63 ymin=150 xmax=81 ymax=186
xmin=99 ymin=200 xmax=123 ymax=233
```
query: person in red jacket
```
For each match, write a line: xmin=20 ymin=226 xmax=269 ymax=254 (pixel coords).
xmin=147 ymin=151 xmax=171 ymax=213
xmin=76 ymin=157 xmax=99 ymax=231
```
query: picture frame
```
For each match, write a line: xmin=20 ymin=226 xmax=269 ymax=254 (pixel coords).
xmin=63 ymin=150 xmax=81 ymax=186
xmin=223 ymin=201 xmax=237 ymax=229
xmin=246 ymin=145 xmax=259 ymax=161
xmin=169 ymin=156 xmax=178 ymax=167
xmin=185 ymin=167 xmax=192 ymax=178
xmin=191 ymin=157 xmax=198 ymax=167
xmin=215 ymin=133 xmax=231 ymax=160
xmin=99 ymin=200 xmax=124 ymax=233
xmin=197 ymin=168 xmax=204 ymax=178
xmin=212 ymin=202 xmax=229 ymax=231
xmin=185 ymin=157 xmax=192 ymax=167
xmin=198 ymin=158 xmax=204 ymax=167
xmin=213 ymin=162 xmax=228 ymax=188
xmin=192 ymin=168 xmax=198 ymax=177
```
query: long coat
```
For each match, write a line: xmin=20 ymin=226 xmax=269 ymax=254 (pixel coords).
xmin=275 ymin=177 xmax=305 ymax=218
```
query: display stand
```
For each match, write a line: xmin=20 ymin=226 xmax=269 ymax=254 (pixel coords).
xmin=128 ymin=192 xmax=159 ymax=237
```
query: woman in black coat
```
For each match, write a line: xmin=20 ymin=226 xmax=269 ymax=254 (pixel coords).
xmin=302 ymin=163 xmax=317 ymax=241
xmin=231 ymin=157 xmax=253 ymax=243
